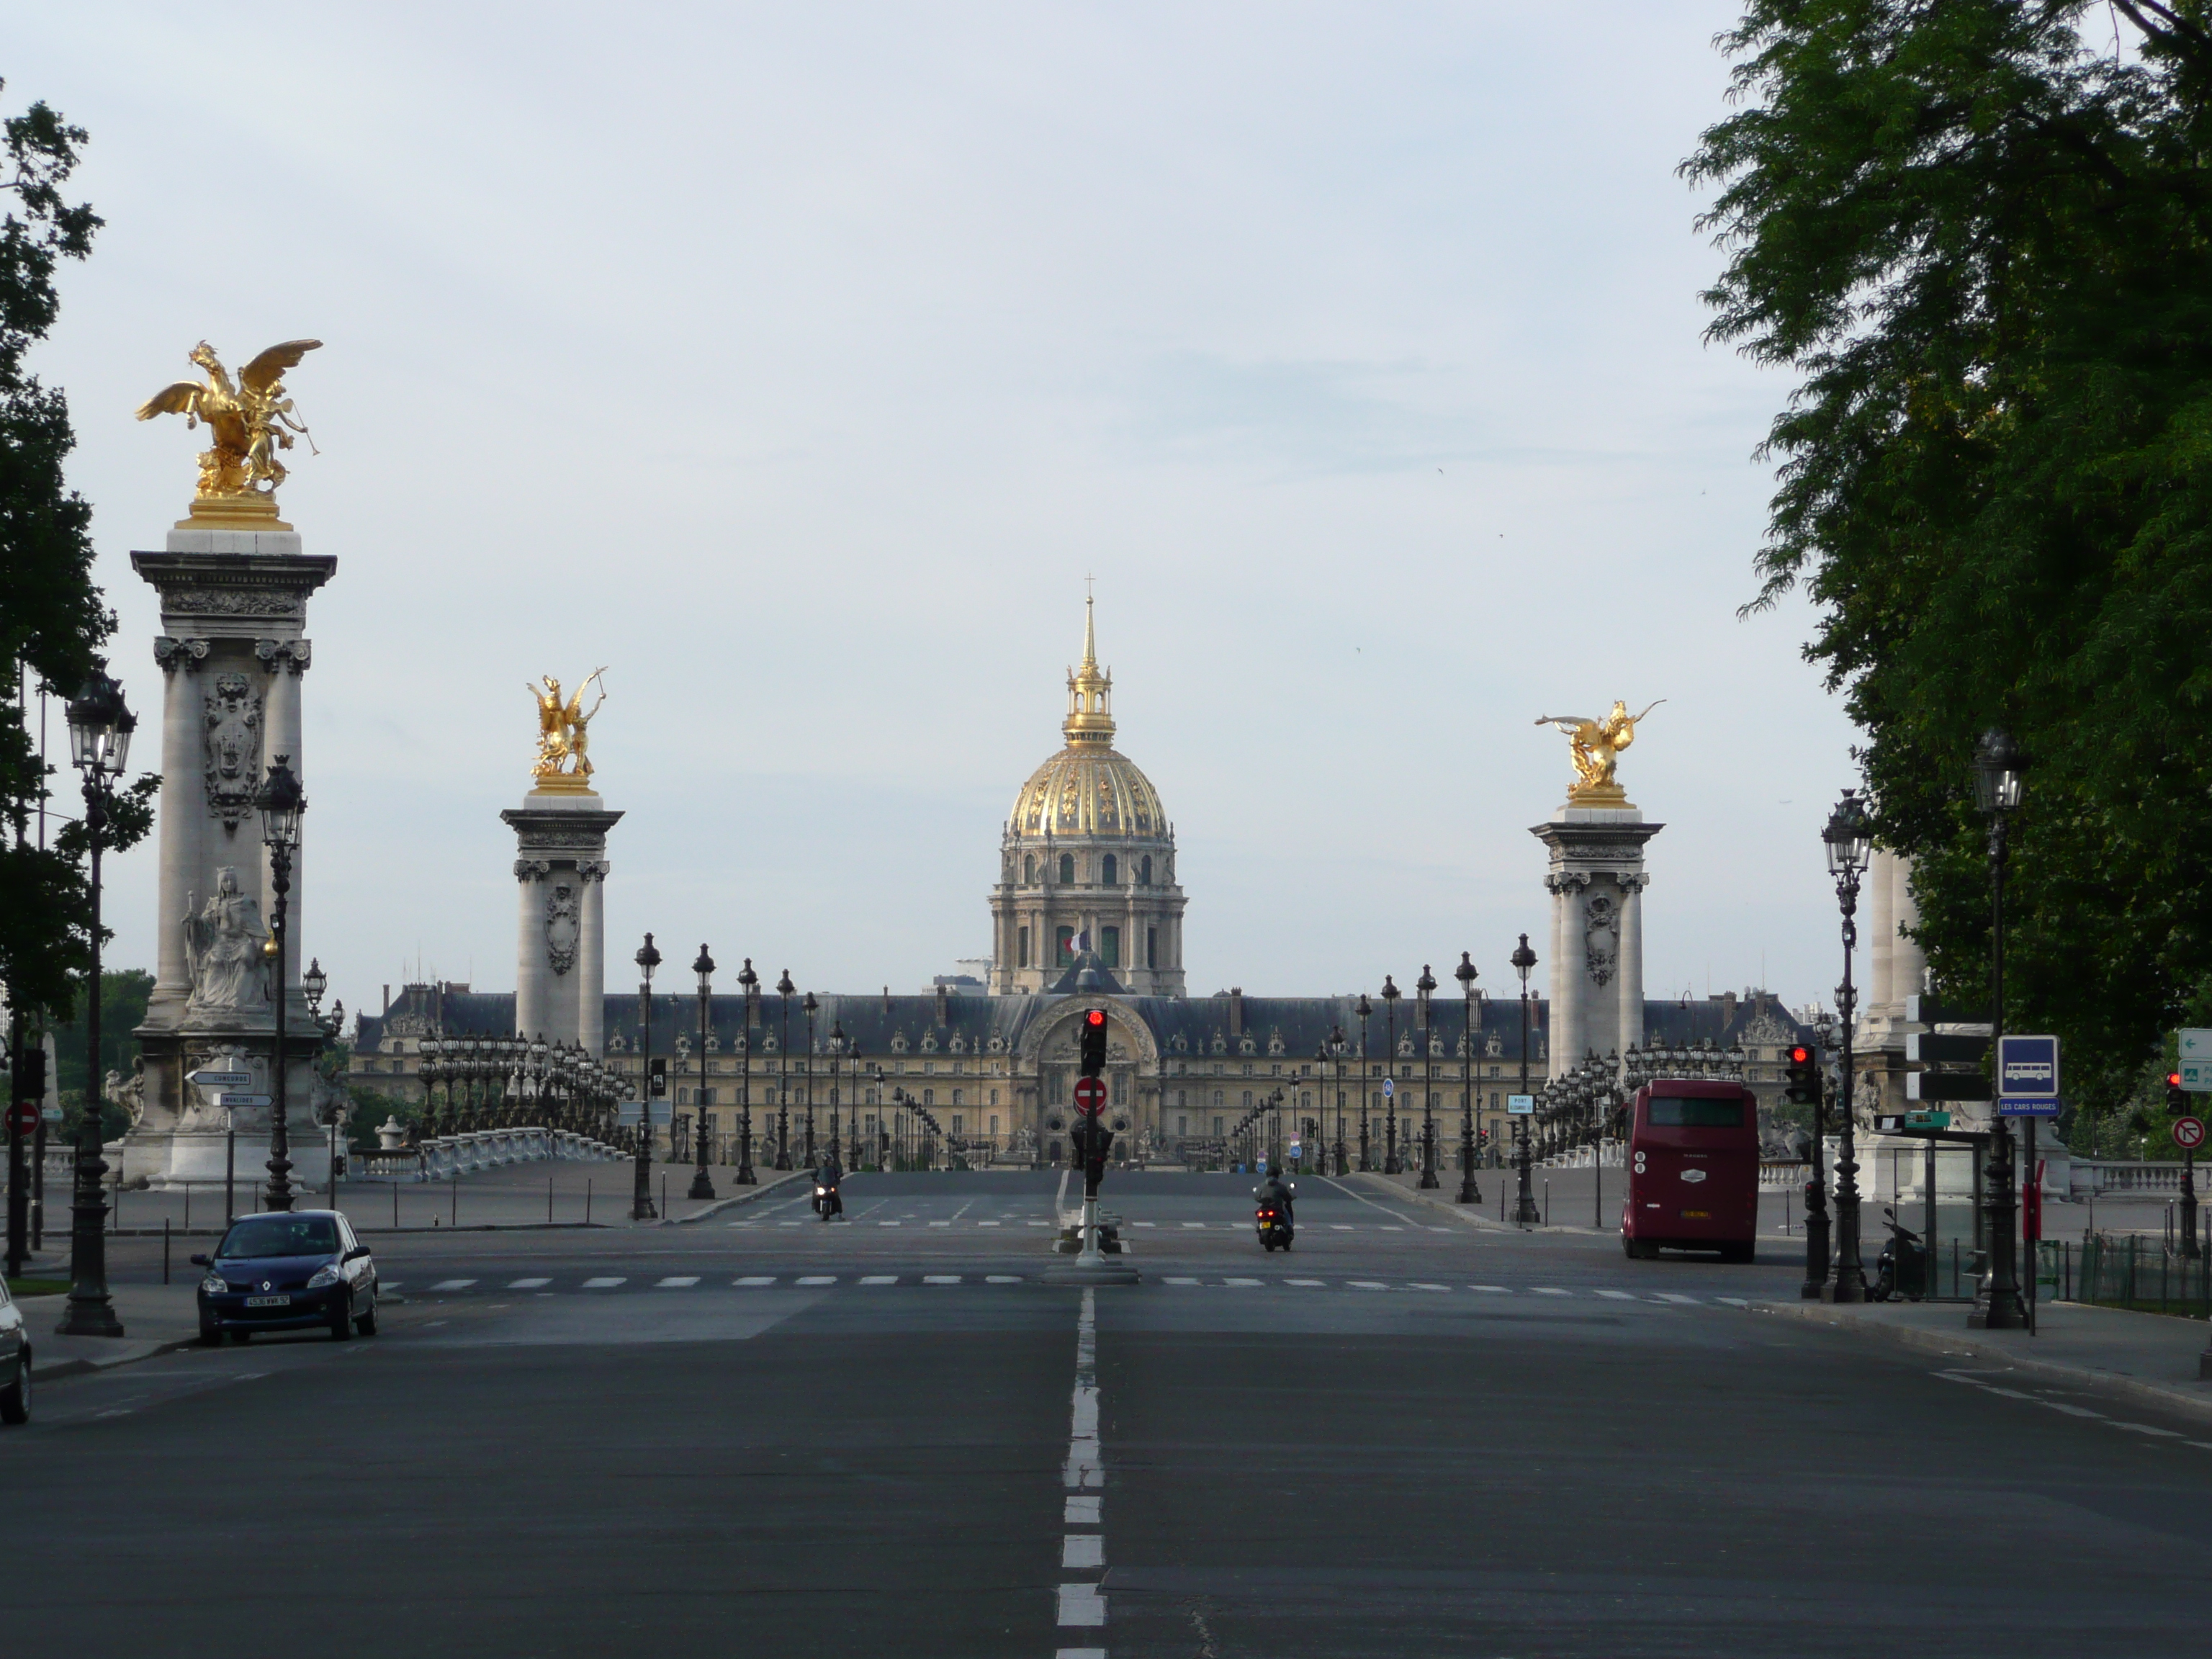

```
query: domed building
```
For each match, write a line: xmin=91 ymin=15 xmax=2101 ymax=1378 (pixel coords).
xmin=989 ymin=600 xmax=1187 ymax=995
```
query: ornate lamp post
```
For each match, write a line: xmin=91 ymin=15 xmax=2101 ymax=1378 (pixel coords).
xmin=1326 ymin=1028 xmax=1346 ymax=1174
xmin=631 ymin=933 xmax=661 ymax=1220
xmin=1380 ymin=974 xmax=1403 ymax=1175
xmin=58 ymin=663 xmax=135 ymax=1336
xmin=827 ymin=1018 xmax=845 ymax=1168
xmin=1511 ymin=932 xmax=1541 ymax=1225
xmin=1354 ymin=997 xmax=1372 ymax=1171
xmin=774 ymin=970 xmax=795 ymax=1170
xmin=1416 ymin=966 xmax=1439 ymax=1188
xmin=846 ymin=1042 xmax=865 ymax=1169
xmin=256 ymin=755 xmax=306 ymax=1213
xmin=689 ymin=944 xmax=716 ymax=1200
xmin=801 ymin=990 xmax=819 ymax=1168
xmin=734 ymin=958 xmax=758 ymax=1184
xmin=1455 ymin=953 xmax=1482 ymax=1204
xmin=1970 ymin=728 xmax=2030 ymax=1329
xmin=1820 ymin=791 xmax=1874 ymax=1302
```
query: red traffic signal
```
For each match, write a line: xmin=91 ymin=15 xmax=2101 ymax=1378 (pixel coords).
xmin=1079 ymin=1007 xmax=1109 ymax=1076
xmin=1789 ymin=1045 xmax=1812 ymax=1066
xmin=2169 ymin=1071 xmax=2189 ymax=1112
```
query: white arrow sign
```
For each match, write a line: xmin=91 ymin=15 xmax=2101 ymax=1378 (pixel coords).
xmin=216 ymin=1092 xmax=271 ymax=1108
xmin=189 ymin=1070 xmax=253 ymax=1089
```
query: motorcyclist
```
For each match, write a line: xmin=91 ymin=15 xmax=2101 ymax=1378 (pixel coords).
xmin=816 ymin=1150 xmax=845 ymax=1219
xmin=1254 ymin=1168 xmax=1295 ymax=1228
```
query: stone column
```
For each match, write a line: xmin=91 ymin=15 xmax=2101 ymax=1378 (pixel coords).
xmin=1532 ymin=809 xmax=1663 ymax=1082
xmin=579 ymin=862 xmax=608 ymax=1055
xmin=1867 ymin=846 xmax=1897 ymax=1028
xmin=502 ymin=792 xmax=623 ymax=1046
xmin=148 ymin=635 xmax=209 ymax=1021
xmin=1617 ymin=876 xmax=1646 ymax=1055
xmin=1891 ymin=854 xmax=1926 ymax=1006
xmin=515 ymin=860 xmax=550 ymax=1039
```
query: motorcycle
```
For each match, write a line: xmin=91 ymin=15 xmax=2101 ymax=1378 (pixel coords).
xmin=1254 ymin=1191 xmax=1295 ymax=1252
xmin=1871 ymin=1205 xmax=1927 ymax=1302
xmin=813 ymin=1179 xmax=843 ymax=1220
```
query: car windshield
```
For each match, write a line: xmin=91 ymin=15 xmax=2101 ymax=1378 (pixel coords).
xmin=217 ymin=1216 xmax=340 ymax=1259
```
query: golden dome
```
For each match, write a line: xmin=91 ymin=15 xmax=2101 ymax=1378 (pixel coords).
xmin=1008 ymin=595 xmax=1167 ymax=840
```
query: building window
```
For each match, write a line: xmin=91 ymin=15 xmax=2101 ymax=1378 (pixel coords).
xmin=1059 ymin=853 xmax=1075 ymax=884
xmin=1102 ymin=853 xmax=1118 ymax=885
xmin=1101 ymin=925 xmax=1120 ymax=968
xmin=1214 ymin=1116 xmax=1224 ymax=1136
xmin=952 ymin=1115 xmax=963 ymax=1134
xmin=1024 ymin=853 xmax=1035 ymax=883
xmin=989 ymin=1114 xmax=999 ymax=1136
xmin=1147 ymin=926 xmax=1156 ymax=968
xmin=924 ymin=1089 xmax=935 ymax=1107
xmin=1056 ymin=925 xmax=1076 ymax=963
xmin=1177 ymin=1115 xmax=1188 ymax=1136
xmin=1140 ymin=855 xmax=1153 ymax=885
xmin=1242 ymin=1090 xmax=1253 ymax=1109
xmin=952 ymin=1089 xmax=963 ymax=1107
xmin=989 ymin=1089 xmax=999 ymax=1106
xmin=1018 ymin=926 xmax=1030 ymax=968
xmin=1212 ymin=1089 xmax=1223 ymax=1107
xmin=1112 ymin=1070 xmax=1128 ymax=1105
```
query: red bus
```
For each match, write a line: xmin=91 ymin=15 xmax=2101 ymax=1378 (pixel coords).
xmin=1621 ymin=1079 xmax=1760 ymax=1262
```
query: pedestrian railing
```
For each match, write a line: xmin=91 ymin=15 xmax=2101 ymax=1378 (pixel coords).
xmin=1760 ymin=1159 xmax=1809 ymax=1190
xmin=2046 ymin=1233 xmax=2211 ymax=1320
xmin=2069 ymin=1161 xmax=2195 ymax=1196
xmin=354 ymin=1128 xmax=624 ymax=1183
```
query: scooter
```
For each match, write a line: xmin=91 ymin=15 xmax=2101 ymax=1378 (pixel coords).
xmin=1254 ymin=1187 xmax=1295 ymax=1251
xmin=1871 ymin=1205 xmax=1927 ymax=1302
xmin=813 ymin=1179 xmax=843 ymax=1220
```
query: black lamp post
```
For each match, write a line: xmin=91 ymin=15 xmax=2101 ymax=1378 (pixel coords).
xmin=734 ymin=958 xmax=757 ymax=1184
xmin=1822 ymin=791 xmax=1874 ymax=1302
xmin=1327 ymin=1027 xmax=1346 ymax=1174
xmin=256 ymin=754 xmax=305 ymax=1214
xmin=1380 ymin=975 xmax=1402 ymax=1175
xmin=1802 ymin=1008 xmax=1833 ymax=1299
xmin=1416 ymin=966 xmax=1439 ymax=1188
xmin=632 ymin=933 xmax=661 ymax=1220
xmin=1354 ymin=998 xmax=1372 ymax=1171
xmin=774 ymin=970 xmax=794 ymax=1170
xmin=827 ymin=1018 xmax=844 ymax=1170
xmin=1455 ymin=953 xmax=1483 ymax=1204
xmin=689 ymin=944 xmax=716 ymax=1200
xmin=1511 ymin=932 xmax=1541 ymax=1225
xmin=801 ymin=990 xmax=819 ymax=1168
xmin=1970 ymin=727 xmax=2030 ymax=1330
xmin=846 ymin=1042 xmax=864 ymax=1169
xmin=58 ymin=662 xmax=134 ymax=1337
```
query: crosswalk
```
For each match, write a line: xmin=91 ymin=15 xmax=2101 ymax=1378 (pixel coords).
xmin=732 ymin=1218 xmax=1457 ymax=1231
xmin=387 ymin=1274 xmax=1753 ymax=1304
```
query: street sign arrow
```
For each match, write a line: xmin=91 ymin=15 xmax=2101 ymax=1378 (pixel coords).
xmin=2175 ymin=1116 xmax=2205 ymax=1151
xmin=2181 ymin=1030 xmax=2212 ymax=1092
xmin=215 ymin=1092 xmax=271 ymax=1108
xmin=189 ymin=1070 xmax=253 ymax=1089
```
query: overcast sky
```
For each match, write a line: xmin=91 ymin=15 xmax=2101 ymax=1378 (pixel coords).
xmin=15 ymin=3 xmax=1861 ymax=1024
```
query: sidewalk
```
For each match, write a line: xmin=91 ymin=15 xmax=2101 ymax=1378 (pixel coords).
xmin=22 ymin=1282 xmax=206 ymax=1382
xmin=1757 ymin=1295 xmax=2212 ymax=1423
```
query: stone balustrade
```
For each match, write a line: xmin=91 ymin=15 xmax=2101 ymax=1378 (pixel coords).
xmin=354 ymin=1128 xmax=624 ymax=1183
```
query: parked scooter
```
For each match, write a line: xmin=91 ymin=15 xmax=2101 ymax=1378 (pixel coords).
xmin=1871 ymin=1205 xmax=1927 ymax=1302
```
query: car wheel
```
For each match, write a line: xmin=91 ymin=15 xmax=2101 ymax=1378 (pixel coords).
xmin=228 ymin=1328 xmax=252 ymax=1344
xmin=1 ymin=1350 xmax=30 ymax=1425
xmin=354 ymin=1295 xmax=378 ymax=1337
xmin=199 ymin=1318 xmax=220 ymax=1346
xmin=329 ymin=1290 xmax=354 ymax=1341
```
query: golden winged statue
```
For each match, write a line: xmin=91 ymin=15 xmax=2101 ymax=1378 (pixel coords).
xmin=1534 ymin=699 xmax=1665 ymax=804
xmin=135 ymin=340 xmax=321 ymax=510
xmin=528 ymin=668 xmax=608 ymax=790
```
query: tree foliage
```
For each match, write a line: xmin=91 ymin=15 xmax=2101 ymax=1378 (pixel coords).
xmin=0 ymin=80 xmax=154 ymax=1021
xmin=1687 ymin=2 xmax=2212 ymax=1109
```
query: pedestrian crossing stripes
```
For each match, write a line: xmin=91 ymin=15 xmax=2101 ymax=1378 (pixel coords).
xmin=386 ymin=1275 xmax=1752 ymax=1303
xmin=726 ymin=1217 xmax=1442 ymax=1231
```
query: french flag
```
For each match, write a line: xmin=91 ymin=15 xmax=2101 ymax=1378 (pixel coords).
xmin=1070 ymin=930 xmax=1089 ymax=953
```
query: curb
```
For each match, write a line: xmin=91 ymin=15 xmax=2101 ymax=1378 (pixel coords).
xmin=30 ymin=1331 xmax=202 ymax=1384
xmin=1337 ymin=1172 xmax=1528 ymax=1233
xmin=665 ymin=1169 xmax=808 ymax=1226
xmin=1750 ymin=1298 xmax=2212 ymax=1425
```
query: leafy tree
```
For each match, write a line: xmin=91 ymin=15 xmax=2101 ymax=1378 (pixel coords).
xmin=0 ymin=81 xmax=155 ymax=1027
xmin=1686 ymin=2 xmax=2212 ymax=1111
xmin=46 ymin=967 xmax=152 ymax=1094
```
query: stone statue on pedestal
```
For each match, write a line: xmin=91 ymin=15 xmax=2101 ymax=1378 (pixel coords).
xmin=183 ymin=866 xmax=270 ymax=1017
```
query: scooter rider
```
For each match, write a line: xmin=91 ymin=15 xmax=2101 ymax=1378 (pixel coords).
xmin=816 ymin=1149 xmax=845 ymax=1219
xmin=1255 ymin=1166 xmax=1295 ymax=1228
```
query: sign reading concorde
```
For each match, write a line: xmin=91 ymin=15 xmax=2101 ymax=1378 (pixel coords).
xmin=1997 ymin=1034 xmax=2061 ymax=1118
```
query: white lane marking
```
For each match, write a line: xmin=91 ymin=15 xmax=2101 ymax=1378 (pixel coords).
xmin=2041 ymin=1401 xmax=2105 ymax=1419
xmin=1064 ymin=1495 xmax=1101 ymax=1524
xmin=987 ymin=1274 xmax=1022 ymax=1284
xmin=506 ymin=1277 xmax=552 ymax=1290
xmin=928 ymin=1220 xmax=952 ymax=1228
xmin=878 ymin=1220 xmax=902 ymax=1227
xmin=1348 ymin=1280 xmax=1388 ymax=1291
xmin=1380 ymin=1226 xmax=1404 ymax=1232
xmin=950 ymin=1199 xmax=975 ymax=1221
xmin=655 ymin=1276 xmax=700 ymax=1288
xmin=734 ymin=1276 xmax=777 ymax=1286
xmin=1330 ymin=1225 xmax=1354 ymax=1231
xmin=1058 ymin=1650 xmax=1107 ymax=1659
xmin=1285 ymin=1279 xmax=1326 ymax=1287
xmin=923 ymin=1274 xmax=962 ymax=1285
xmin=1409 ymin=1282 xmax=1449 ymax=1292
xmin=2113 ymin=1422 xmax=2185 ymax=1437
xmin=1062 ymin=1534 xmax=1104 ymax=1569
xmin=1427 ymin=1226 xmax=1452 ymax=1233
xmin=1533 ymin=1287 xmax=1572 ymax=1297
xmin=1057 ymin=1585 xmax=1107 ymax=1627
xmin=796 ymin=1275 xmax=837 ymax=1286
xmin=1223 ymin=1277 xmax=1262 ymax=1287
xmin=978 ymin=1220 xmax=1002 ymax=1227
xmin=1182 ymin=1221 xmax=1208 ymax=1228
xmin=1027 ymin=1220 xmax=1052 ymax=1227
xmin=1470 ymin=1285 xmax=1511 ymax=1293
xmin=1715 ymin=1296 xmax=1751 ymax=1307
xmin=429 ymin=1279 xmax=477 ymax=1291
xmin=581 ymin=1277 xmax=626 ymax=1290
xmin=1133 ymin=1220 xmax=1157 ymax=1228
xmin=382 ymin=1282 xmax=402 ymax=1292
xmin=778 ymin=1220 xmax=803 ymax=1228
xmin=1164 ymin=1276 xmax=1199 ymax=1285
xmin=859 ymin=1275 xmax=897 ymax=1285
xmin=1594 ymin=1290 xmax=1635 ymax=1300
xmin=1654 ymin=1292 xmax=1699 ymax=1305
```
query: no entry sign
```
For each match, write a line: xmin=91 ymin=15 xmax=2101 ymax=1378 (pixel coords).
xmin=2174 ymin=1116 xmax=2205 ymax=1152
xmin=1072 ymin=1076 xmax=1107 ymax=1115
xmin=6 ymin=1100 xmax=36 ymax=1136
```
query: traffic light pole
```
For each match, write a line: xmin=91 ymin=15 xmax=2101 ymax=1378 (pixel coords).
xmin=1048 ymin=1004 xmax=1137 ymax=1285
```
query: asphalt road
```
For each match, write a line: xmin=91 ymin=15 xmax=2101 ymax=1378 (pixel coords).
xmin=9 ymin=1171 xmax=2211 ymax=1658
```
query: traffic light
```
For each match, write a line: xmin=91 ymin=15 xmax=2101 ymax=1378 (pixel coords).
xmin=9 ymin=1046 xmax=45 ymax=1103
xmin=1079 ymin=1007 xmax=1107 ymax=1076
xmin=2168 ymin=1071 xmax=2188 ymax=1114
xmin=649 ymin=1056 xmax=668 ymax=1097
xmin=1784 ymin=1045 xmax=1820 ymax=1107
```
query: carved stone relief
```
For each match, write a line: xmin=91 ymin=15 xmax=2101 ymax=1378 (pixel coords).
xmin=154 ymin=635 xmax=210 ymax=674
xmin=202 ymin=675 xmax=264 ymax=833
xmin=545 ymin=883 xmax=580 ymax=976
xmin=253 ymin=637 xmax=313 ymax=675
xmin=1584 ymin=892 xmax=1620 ymax=988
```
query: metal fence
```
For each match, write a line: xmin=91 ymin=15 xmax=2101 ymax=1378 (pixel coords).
xmin=2046 ymin=1233 xmax=2212 ymax=1319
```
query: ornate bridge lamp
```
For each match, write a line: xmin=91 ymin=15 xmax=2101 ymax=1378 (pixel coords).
xmin=256 ymin=755 xmax=306 ymax=1213
xmin=1416 ymin=966 xmax=1440 ymax=1188
xmin=689 ymin=945 xmax=716 ymax=1201
xmin=1968 ymin=729 xmax=2032 ymax=1328
xmin=1511 ymin=933 xmax=1542 ymax=1226
xmin=1380 ymin=975 xmax=1403 ymax=1175
xmin=631 ymin=933 xmax=661 ymax=1220
xmin=1326 ymin=1028 xmax=1347 ymax=1175
xmin=58 ymin=664 xmax=135 ymax=1336
xmin=827 ymin=1018 xmax=845 ymax=1172
xmin=774 ymin=971 xmax=796 ymax=1171
xmin=1821 ymin=791 xmax=1874 ymax=1302
xmin=735 ymin=958 xmax=759 ymax=1184
xmin=801 ymin=991 xmax=819 ymax=1169
xmin=1455 ymin=954 xmax=1483 ymax=1205
xmin=845 ymin=1043 xmax=865 ymax=1172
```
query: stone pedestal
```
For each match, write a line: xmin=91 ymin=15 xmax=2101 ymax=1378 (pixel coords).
xmin=122 ymin=529 xmax=338 ymax=1190
xmin=1530 ymin=805 xmax=1663 ymax=1079
xmin=1857 ymin=848 xmax=1930 ymax=1117
xmin=502 ymin=789 xmax=621 ymax=1053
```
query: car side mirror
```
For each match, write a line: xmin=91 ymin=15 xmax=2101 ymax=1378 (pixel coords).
xmin=343 ymin=1246 xmax=371 ymax=1262
xmin=189 ymin=1253 xmax=210 ymax=1267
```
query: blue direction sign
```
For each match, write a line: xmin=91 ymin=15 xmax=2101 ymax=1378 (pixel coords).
xmin=1998 ymin=1034 xmax=2059 ymax=1100
xmin=1506 ymin=1094 xmax=1535 ymax=1116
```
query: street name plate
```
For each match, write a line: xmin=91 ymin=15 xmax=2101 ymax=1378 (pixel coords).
xmin=216 ymin=1092 xmax=271 ymax=1107
xmin=189 ymin=1071 xmax=253 ymax=1089
xmin=1997 ymin=1100 xmax=2060 ymax=1118
xmin=2180 ymin=1030 xmax=2212 ymax=1092
xmin=1506 ymin=1094 xmax=1534 ymax=1115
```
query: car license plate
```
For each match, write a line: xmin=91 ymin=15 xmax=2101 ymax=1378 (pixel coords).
xmin=244 ymin=1295 xmax=290 ymax=1308
xmin=1680 ymin=1210 xmax=1711 ymax=1220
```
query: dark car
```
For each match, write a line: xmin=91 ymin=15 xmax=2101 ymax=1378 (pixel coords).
xmin=0 ymin=1277 xmax=29 ymax=1424
xmin=193 ymin=1210 xmax=379 ymax=1344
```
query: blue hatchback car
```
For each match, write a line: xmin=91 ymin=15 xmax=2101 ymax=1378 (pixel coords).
xmin=193 ymin=1210 xmax=379 ymax=1344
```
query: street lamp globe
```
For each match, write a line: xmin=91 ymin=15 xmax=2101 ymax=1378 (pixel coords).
xmin=302 ymin=956 xmax=328 ymax=1010
xmin=1823 ymin=789 xmax=1874 ymax=878
xmin=694 ymin=943 xmax=716 ymax=991
xmin=256 ymin=755 xmax=305 ymax=848
xmin=65 ymin=660 xmax=135 ymax=777
xmin=1972 ymin=727 xmax=2026 ymax=814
